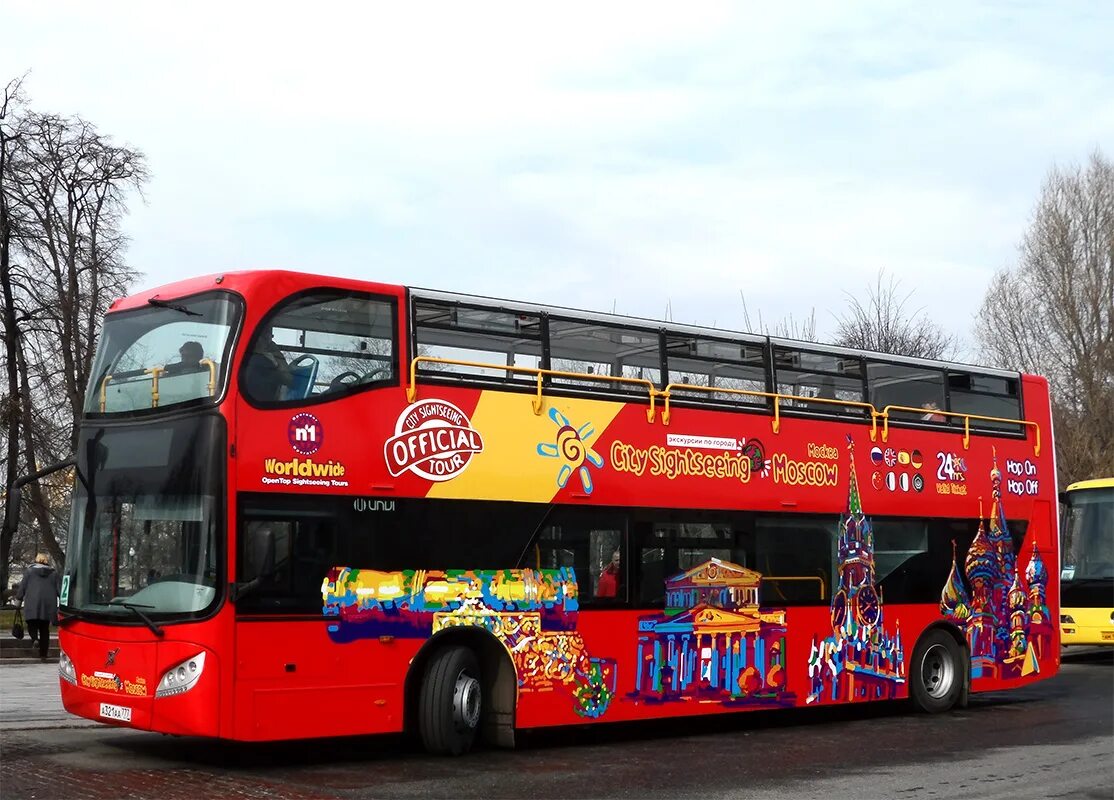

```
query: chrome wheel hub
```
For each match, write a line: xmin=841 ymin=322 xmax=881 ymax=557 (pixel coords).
xmin=921 ymin=643 xmax=955 ymax=699
xmin=453 ymin=670 xmax=481 ymax=731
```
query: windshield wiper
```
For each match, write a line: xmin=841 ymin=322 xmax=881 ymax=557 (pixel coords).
xmin=57 ymin=607 xmax=85 ymax=626
xmin=118 ymin=601 xmax=165 ymax=637
xmin=147 ymin=297 xmax=201 ymax=317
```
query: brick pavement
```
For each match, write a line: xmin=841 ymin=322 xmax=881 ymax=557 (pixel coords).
xmin=1 ymin=729 xmax=329 ymax=800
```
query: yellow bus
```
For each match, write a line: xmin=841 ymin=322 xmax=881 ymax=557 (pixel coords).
xmin=1059 ymin=478 xmax=1114 ymax=645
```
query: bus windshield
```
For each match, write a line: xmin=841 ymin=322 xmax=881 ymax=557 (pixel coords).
xmin=64 ymin=415 xmax=225 ymax=620
xmin=67 ymin=490 xmax=219 ymax=615
xmin=1062 ymin=486 xmax=1114 ymax=581
xmin=86 ymin=292 xmax=241 ymax=414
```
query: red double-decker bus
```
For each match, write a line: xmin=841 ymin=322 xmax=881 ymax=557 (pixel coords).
xmin=42 ymin=270 xmax=1058 ymax=754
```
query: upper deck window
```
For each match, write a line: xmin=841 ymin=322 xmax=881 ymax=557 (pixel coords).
xmin=242 ymin=291 xmax=396 ymax=405
xmin=866 ymin=362 xmax=947 ymax=423
xmin=946 ymin=372 xmax=1022 ymax=431
xmin=665 ymin=334 xmax=768 ymax=407
xmin=773 ymin=347 xmax=865 ymax=416
xmin=548 ymin=319 xmax=662 ymax=391
xmin=86 ymin=292 xmax=242 ymax=414
xmin=414 ymin=300 xmax=543 ymax=384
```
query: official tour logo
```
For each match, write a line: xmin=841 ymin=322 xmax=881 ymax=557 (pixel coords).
xmin=289 ymin=413 xmax=324 ymax=455
xmin=385 ymin=399 xmax=484 ymax=481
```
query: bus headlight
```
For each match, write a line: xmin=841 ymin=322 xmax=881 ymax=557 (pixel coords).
xmin=155 ymin=652 xmax=206 ymax=698
xmin=58 ymin=650 xmax=77 ymax=685
xmin=1060 ymin=614 xmax=1075 ymax=624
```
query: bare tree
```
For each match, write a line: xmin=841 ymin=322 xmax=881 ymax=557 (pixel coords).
xmin=1 ymin=74 xmax=31 ymax=596
xmin=740 ymin=291 xmax=818 ymax=342
xmin=832 ymin=269 xmax=958 ymax=359
xmin=1 ymin=80 xmax=147 ymax=591
xmin=976 ymin=151 xmax=1113 ymax=486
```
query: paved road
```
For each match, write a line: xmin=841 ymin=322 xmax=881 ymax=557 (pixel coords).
xmin=1 ymin=649 xmax=1110 ymax=799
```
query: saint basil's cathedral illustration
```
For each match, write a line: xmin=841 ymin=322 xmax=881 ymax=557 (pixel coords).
xmin=940 ymin=452 xmax=1051 ymax=678
xmin=807 ymin=438 xmax=906 ymax=704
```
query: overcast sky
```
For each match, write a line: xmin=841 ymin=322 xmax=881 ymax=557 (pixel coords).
xmin=6 ymin=2 xmax=1113 ymax=354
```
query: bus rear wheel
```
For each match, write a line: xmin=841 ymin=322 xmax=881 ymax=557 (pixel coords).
xmin=418 ymin=646 xmax=482 ymax=756
xmin=910 ymin=629 xmax=964 ymax=713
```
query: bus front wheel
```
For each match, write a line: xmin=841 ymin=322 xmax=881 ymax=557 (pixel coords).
xmin=418 ymin=646 xmax=482 ymax=755
xmin=910 ymin=629 xmax=964 ymax=713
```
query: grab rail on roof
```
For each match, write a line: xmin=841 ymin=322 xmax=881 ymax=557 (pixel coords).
xmin=406 ymin=356 xmax=1039 ymax=454
xmin=407 ymin=356 xmax=659 ymax=421
xmin=661 ymin=381 xmax=880 ymax=439
xmin=879 ymin=404 xmax=1040 ymax=455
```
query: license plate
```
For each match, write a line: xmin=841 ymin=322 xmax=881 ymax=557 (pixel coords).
xmin=1102 ymin=631 xmax=1114 ymax=641
xmin=99 ymin=703 xmax=132 ymax=723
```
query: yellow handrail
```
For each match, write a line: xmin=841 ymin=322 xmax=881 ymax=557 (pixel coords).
xmin=880 ymin=404 xmax=1040 ymax=455
xmin=662 ymin=382 xmax=879 ymax=440
xmin=200 ymin=358 xmax=217 ymax=397
xmin=405 ymin=356 xmax=1038 ymax=453
xmin=100 ymin=360 xmax=219 ymax=412
xmin=407 ymin=356 xmax=659 ymax=421
xmin=145 ymin=366 xmax=164 ymax=407
xmin=99 ymin=374 xmax=114 ymax=412
xmin=763 ymin=575 xmax=827 ymax=600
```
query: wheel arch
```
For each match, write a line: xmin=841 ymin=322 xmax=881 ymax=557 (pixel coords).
xmin=913 ymin=620 xmax=970 ymax=708
xmin=404 ymin=628 xmax=518 ymax=748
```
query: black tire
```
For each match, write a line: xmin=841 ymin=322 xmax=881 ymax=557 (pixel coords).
xmin=418 ymin=646 xmax=482 ymax=756
xmin=910 ymin=628 xmax=965 ymax=713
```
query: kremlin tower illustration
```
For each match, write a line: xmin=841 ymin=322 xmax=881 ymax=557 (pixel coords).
xmin=807 ymin=438 xmax=905 ymax=704
xmin=940 ymin=452 xmax=1051 ymax=678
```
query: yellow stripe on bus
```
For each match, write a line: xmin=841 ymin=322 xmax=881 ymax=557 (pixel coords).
xmin=426 ymin=392 xmax=624 ymax=502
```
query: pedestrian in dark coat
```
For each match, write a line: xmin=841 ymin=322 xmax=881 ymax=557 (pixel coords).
xmin=16 ymin=554 xmax=61 ymax=661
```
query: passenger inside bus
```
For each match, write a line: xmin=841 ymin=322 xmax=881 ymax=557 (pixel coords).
xmin=164 ymin=341 xmax=205 ymax=374
xmin=920 ymin=401 xmax=946 ymax=422
xmin=597 ymin=549 xmax=621 ymax=598
xmin=245 ymin=328 xmax=294 ymax=401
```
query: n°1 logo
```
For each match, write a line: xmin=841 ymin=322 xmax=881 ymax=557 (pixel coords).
xmin=289 ymin=413 xmax=324 ymax=455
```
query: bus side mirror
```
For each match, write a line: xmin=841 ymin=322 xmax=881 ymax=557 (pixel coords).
xmin=1058 ymin=491 xmax=1068 ymax=505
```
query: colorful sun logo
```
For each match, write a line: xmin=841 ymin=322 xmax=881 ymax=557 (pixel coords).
xmin=536 ymin=408 xmax=604 ymax=494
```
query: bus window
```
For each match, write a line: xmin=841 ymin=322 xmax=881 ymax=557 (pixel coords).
xmin=237 ymin=514 xmax=337 ymax=613
xmin=871 ymin=518 xmax=929 ymax=591
xmin=548 ymin=319 xmax=662 ymax=390
xmin=414 ymin=300 xmax=543 ymax=383
xmin=242 ymin=292 xmax=396 ymax=404
xmin=1062 ymin=487 xmax=1114 ymax=581
xmin=946 ymin=372 xmax=1022 ymax=432
xmin=534 ymin=510 xmax=626 ymax=604
xmin=665 ymin=334 xmax=768 ymax=406
xmin=866 ymin=362 xmax=946 ymax=423
xmin=773 ymin=347 xmax=865 ymax=415
xmin=754 ymin=515 xmax=833 ymax=605
xmin=634 ymin=513 xmax=753 ymax=607
xmin=87 ymin=292 xmax=242 ymax=414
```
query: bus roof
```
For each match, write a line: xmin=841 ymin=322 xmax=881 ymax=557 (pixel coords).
xmin=113 ymin=269 xmax=1029 ymax=380
xmin=1065 ymin=478 xmax=1114 ymax=492
xmin=410 ymin=285 xmax=1026 ymax=380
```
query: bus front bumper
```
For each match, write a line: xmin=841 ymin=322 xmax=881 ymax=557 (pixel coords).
xmin=1060 ymin=609 xmax=1114 ymax=646
xmin=59 ymin=630 xmax=220 ymax=737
